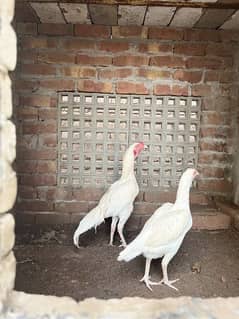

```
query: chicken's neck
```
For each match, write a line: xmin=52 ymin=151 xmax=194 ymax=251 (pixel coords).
xmin=121 ymin=157 xmax=135 ymax=180
xmin=174 ymin=179 xmax=192 ymax=210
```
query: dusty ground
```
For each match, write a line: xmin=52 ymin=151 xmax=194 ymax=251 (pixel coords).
xmin=14 ymin=224 xmax=239 ymax=301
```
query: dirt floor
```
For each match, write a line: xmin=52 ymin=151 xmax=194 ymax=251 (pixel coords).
xmin=14 ymin=223 xmax=239 ymax=301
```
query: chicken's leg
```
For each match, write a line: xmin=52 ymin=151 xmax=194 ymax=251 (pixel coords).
xmin=117 ymin=218 xmax=128 ymax=248
xmin=160 ymin=253 xmax=179 ymax=291
xmin=109 ymin=216 xmax=118 ymax=246
xmin=140 ymin=258 xmax=163 ymax=291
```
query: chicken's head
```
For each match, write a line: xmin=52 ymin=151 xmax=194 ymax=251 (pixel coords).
xmin=133 ymin=142 xmax=144 ymax=159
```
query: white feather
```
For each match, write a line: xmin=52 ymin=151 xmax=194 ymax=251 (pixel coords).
xmin=73 ymin=143 xmax=143 ymax=247
xmin=118 ymin=168 xmax=196 ymax=262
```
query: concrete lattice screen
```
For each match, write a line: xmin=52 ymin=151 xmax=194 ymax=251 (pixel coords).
xmin=1 ymin=0 xmax=239 ymax=317
xmin=57 ymin=93 xmax=201 ymax=189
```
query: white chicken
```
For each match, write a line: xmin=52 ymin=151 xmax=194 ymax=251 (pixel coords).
xmin=118 ymin=168 xmax=199 ymax=291
xmin=73 ymin=142 xmax=144 ymax=248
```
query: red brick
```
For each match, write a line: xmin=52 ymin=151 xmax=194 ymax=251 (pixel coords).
xmin=22 ymin=123 xmax=39 ymax=134
xmin=21 ymin=37 xmax=58 ymax=49
xmin=98 ymin=41 xmax=129 ymax=53
xmin=38 ymin=122 xmax=57 ymax=134
xmin=171 ymin=85 xmax=189 ymax=96
xmin=186 ymin=57 xmax=223 ymax=69
xmin=201 ymin=167 xmax=225 ymax=178
xmin=173 ymin=70 xmax=202 ymax=83
xmin=37 ymin=187 xmax=57 ymax=201
xmin=61 ymin=39 xmax=95 ymax=50
xmin=21 ymin=64 xmax=56 ymax=76
xmin=76 ymin=54 xmax=112 ymax=66
xmin=98 ymin=68 xmax=133 ymax=79
xmin=18 ymin=149 xmax=56 ymax=160
xmin=20 ymin=174 xmax=56 ymax=186
xmin=137 ymin=69 xmax=170 ymax=80
xmin=15 ymin=79 xmax=39 ymax=92
xmin=38 ymin=52 xmax=75 ymax=64
xmin=134 ymin=203 xmax=158 ymax=215
xmin=190 ymin=192 xmax=211 ymax=205
xmin=138 ymin=43 xmax=172 ymax=53
xmin=220 ymin=30 xmax=239 ymax=42
xmin=219 ymin=71 xmax=237 ymax=83
xmin=192 ymin=212 xmax=231 ymax=230
xmin=201 ymin=112 xmax=227 ymax=125
xmin=192 ymin=84 xmax=212 ymax=96
xmin=18 ymin=186 xmax=37 ymax=200
xmin=198 ymin=153 xmax=231 ymax=165
xmin=20 ymin=50 xmax=38 ymax=62
xmin=17 ymin=135 xmax=38 ymax=149
xmin=35 ymin=212 xmax=71 ymax=225
xmin=73 ymin=188 xmax=104 ymax=201
xmin=22 ymin=122 xmax=57 ymax=134
xmin=112 ymin=26 xmax=147 ymax=39
xmin=184 ymin=29 xmax=220 ymax=42
xmin=60 ymin=66 xmax=96 ymax=78
xmin=174 ymin=43 xmax=206 ymax=56
xmin=116 ymin=81 xmax=149 ymax=94
xmin=200 ymin=127 xmax=231 ymax=139
xmin=150 ymin=56 xmax=185 ymax=68
xmin=74 ymin=25 xmax=110 ymax=38
xmin=55 ymin=188 xmax=73 ymax=201
xmin=200 ymin=141 xmax=227 ymax=153
xmin=144 ymin=190 xmax=176 ymax=203
xmin=15 ymin=211 xmax=36 ymax=225
xmin=215 ymin=201 xmax=239 ymax=219
xmin=18 ymin=200 xmax=53 ymax=211
xmin=149 ymin=27 xmax=183 ymax=40
xmin=206 ymin=43 xmax=233 ymax=57
xmin=39 ymin=79 xmax=75 ymax=91
xmin=113 ymin=55 xmax=149 ymax=67
xmin=198 ymin=180 xmax=232 ymax=194
xmin=38 ymin=109 xmax=57 ymax=120
xmin=78 ymin=80 xmax=113 ymax=93
xmin=19 ymin=95 xmax=55 ymax=107
xmin=214 ymin=97 xmax=232 ymax=112
xmin=17 ymin=107 xmax=38 ymax=120
xmin=218 ymin=84 xmax=235 ymax=97
xmin=38 ymin=24 xmax=73 ymax=36
xmin=37 ymin=161 xmax=56 ymax=173
xmin=17 ymin=160 xmax=37 ymax=173
xmin=204 ymin=71 xmax=219 ymax=82
xmin=39 ymin=134 xmax=57 ymax=147
xmin=17 ymin=23 xmax=37 ymax=35
xmin=154 ymin=84 xmax=171 ymax=95
xmin=55 ymin=201 xmax=89 ymax=213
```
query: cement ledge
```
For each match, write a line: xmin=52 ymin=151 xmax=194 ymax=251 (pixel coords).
xmin=4 ymin=291 xmax=239 ymax=319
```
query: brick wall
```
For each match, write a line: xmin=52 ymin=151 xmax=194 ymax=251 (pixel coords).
xmin=14 ymin=23 xmax=239 ymax=226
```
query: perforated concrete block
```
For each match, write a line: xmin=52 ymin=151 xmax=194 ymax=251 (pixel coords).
xmin=0 ymin=161 xmax=17 ymax=214
xmin=0 ymin=73 xmax=13 ymax=118
xmin=0 ymin=214 xmax=15 ymax=258
xmin=0 ymin=252 xmax=16 ymax=303
xmin=0 ymin=21 xmax=17 ymax=71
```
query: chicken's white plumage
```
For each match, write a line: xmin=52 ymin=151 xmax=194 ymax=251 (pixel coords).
xmin=118 ymin=168 xmax=199 ymax=291
xmin=73 ymin=142 xmax=144 ymax=248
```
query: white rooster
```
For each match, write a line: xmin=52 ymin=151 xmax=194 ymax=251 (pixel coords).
xmin=73 ymin=142 xmax=144 ymax=248
xmin=118 ymin=168 xmax=199 ymax=291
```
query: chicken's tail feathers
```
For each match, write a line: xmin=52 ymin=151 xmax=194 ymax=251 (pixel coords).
xmin=73 ymin=206 xmax=104 ymax=248
xmin=117 ymin=239 xmax=142 ymax=262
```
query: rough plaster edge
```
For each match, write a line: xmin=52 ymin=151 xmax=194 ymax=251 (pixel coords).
xmin=5 ymin=291 xmax=239 ymax=319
